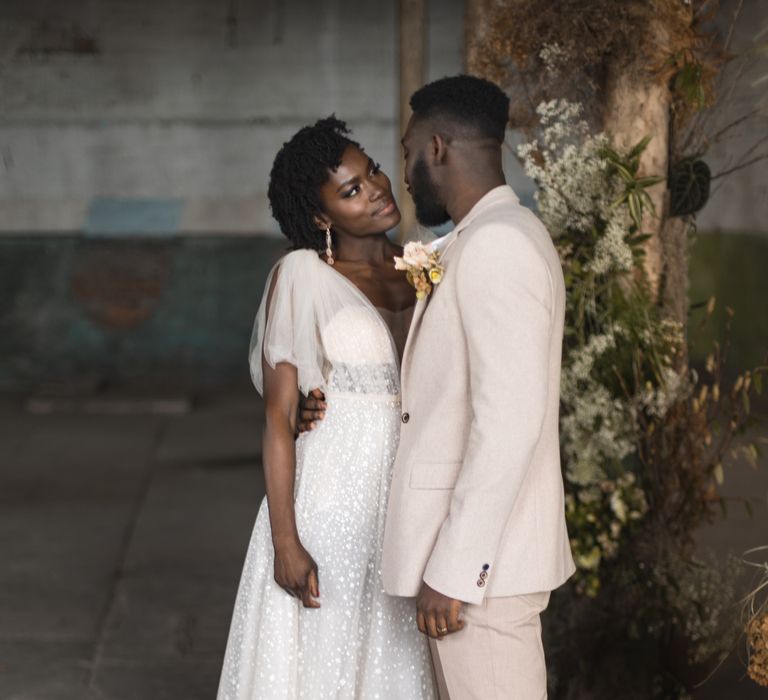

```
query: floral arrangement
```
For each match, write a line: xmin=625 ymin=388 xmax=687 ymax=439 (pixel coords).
xmin=468 ymin=0 xmax=724 ymax=135
xmin=742 ymin=546 xmax=768 ymax=687
xmin=518 ymin=98 xmax=669 ymax=595
xmin=393 ymin=241 xmax=444 ymax=300
xmin=748 ymin=614 xmax=768 ymax=687
xmin=518 ymin=97 xmax=765 ymax=696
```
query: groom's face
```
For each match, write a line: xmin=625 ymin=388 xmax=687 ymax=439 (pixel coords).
xmin=402 ymin=118 xmax=450 ymax=228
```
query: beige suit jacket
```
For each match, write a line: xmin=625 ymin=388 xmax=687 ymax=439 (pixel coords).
xmin=382 ymin=186 xmax=575 ymax=605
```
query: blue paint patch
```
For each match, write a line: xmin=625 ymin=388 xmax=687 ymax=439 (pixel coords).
xmin=84 ymin=198 xmax=183 ymax=237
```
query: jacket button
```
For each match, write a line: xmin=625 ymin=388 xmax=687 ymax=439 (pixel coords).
xmin=401 ymin=412 xmax=410 ymax=423
xmin=476 ymin=579 xmax=485 ymax=587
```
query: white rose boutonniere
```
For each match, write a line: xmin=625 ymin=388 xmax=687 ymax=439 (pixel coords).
xmin=393 ymin=242 xmax=445 ymax=300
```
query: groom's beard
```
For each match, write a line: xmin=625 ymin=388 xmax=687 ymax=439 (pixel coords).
xmin=410 ymin=155 xmax=450 ymax=227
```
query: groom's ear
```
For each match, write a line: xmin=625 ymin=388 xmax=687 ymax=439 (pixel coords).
xmin=431 ymin=133 xmax=449 ymax=166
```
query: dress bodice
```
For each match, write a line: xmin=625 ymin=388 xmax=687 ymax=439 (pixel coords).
xmin=251 ymin=249 xmax=410 ymax=400
xmin=321 ymin=304 xmax=402 ymax=398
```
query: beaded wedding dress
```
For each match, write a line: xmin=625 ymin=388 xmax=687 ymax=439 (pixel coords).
xmin=217 ymin=249 xmax=436 ymax=700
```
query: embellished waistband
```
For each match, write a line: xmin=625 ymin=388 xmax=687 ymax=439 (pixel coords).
xmin=327 ymin=362 xmax=400 ymax=396
xmin=324 ymin=391 xmax=402 ymax=404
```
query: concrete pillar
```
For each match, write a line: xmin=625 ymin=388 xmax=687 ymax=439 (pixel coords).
xmin=398 ymin=0 xmax=427 ymax=241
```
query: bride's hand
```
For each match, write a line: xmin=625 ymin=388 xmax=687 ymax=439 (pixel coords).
xmin=273 ymin=538 xmax=321 ymax=608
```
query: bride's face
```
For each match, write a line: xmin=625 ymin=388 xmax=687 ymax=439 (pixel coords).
xmin=318 ymin=145 xmax=401 ymax=236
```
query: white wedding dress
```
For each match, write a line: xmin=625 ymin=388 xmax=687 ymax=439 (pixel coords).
xmin=217 ymin=250 xmax=436 ymax=700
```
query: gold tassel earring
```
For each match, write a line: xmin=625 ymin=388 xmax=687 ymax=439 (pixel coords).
xmin=325 ymin=225 xmax=334 ymax=266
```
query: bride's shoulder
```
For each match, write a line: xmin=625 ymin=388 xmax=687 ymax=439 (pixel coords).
xmin=272 ymin=248 xmax=323 ymax=278
xmin=279 ymin=247 xmax=322 ymax=267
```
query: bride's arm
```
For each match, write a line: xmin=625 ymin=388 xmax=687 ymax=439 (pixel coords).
xmin=260 ymin=274 xmax=320 ymax=609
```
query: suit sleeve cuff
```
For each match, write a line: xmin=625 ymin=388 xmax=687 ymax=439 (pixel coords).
xmin=423 ymin=558 xmax=491 ymax=606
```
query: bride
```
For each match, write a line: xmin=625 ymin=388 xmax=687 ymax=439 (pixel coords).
xmin=217 ymin=117 xmax=436 ymax=699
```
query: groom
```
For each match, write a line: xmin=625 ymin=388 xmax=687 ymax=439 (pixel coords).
xmin=305 ymin=75 xmax=575 ymax=698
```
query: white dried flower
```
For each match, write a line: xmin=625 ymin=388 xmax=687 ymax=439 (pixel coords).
xmin=589 ymin=216 xmax=634 ymax=275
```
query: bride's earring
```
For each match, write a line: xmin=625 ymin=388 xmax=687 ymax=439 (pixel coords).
xmin=325 ymin=225 xmax=334 ymax=266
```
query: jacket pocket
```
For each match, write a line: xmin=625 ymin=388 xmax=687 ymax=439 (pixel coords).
xmin=409 ymin=461 xmax=462 ymax=490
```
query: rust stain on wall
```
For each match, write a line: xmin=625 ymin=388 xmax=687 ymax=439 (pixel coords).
xmin=70 ymin=245 xmax=170 ymax=329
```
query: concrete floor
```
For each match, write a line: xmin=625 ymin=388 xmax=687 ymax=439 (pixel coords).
xmin=0 ymin=392 xmax=265 ymax=700
xmin=0 ymin=392 xmax=766 ymax=699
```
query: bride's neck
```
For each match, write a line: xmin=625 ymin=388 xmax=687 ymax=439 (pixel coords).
xmin=333 ymin=232 xmax=393 ymax=265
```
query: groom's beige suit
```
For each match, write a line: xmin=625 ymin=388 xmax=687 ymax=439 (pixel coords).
xmin=382 ymin=186 xmax=575 ymax=699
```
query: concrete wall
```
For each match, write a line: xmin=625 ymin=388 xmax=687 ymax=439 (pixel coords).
xmin=0 ymin=0 xmax=464 ymax=236
xmin=0 ymin=235 xmax=287 ymax=392
xmin=1 ymin=0 xmax=764 ymax=236
xmin=695 ymin=0 xmax=768 ymax=233
xmin=0 ymin=0 xmax=464 ymax=391
xmin=0 ymin=0 xmax=764 ymax=392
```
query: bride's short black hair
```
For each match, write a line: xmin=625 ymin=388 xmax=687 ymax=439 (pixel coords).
xmin=268 ymin=116 xmax=360 ymax=251
xmin=410 ymin=75 xmax=510 ymax=144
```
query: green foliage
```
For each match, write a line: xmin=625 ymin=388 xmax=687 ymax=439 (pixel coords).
xmin=519 ymin=100 xmax=764 ymax=698
xmin=603 ymin=137 xmax=665 ymax=230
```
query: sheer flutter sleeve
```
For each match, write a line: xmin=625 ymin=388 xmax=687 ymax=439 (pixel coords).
xmin=248 ymin=249 xmax=327 ymax=397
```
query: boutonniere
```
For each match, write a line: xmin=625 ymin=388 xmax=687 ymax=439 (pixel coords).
xmin=393 ymin=241 xmax=445 ymax=300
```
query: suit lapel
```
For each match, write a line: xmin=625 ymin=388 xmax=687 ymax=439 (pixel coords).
xmin=398 ymin=187 xmax=519 ymax=400
xmin=400 ymin=295 xmax=428 ymax=391
xmin=400 ymin=228 xmax=464 ymax=399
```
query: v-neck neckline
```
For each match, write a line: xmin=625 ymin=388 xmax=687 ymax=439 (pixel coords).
xmin=316 ymin=253 xmax=406 ymax=367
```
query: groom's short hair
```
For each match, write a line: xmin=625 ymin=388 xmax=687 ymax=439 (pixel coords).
xmin=409 ymin=75 xmax=510 ymax=144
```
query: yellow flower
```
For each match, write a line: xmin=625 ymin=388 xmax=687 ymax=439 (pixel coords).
xmin=429 ymin=267 xmax=443 ymax=284
xmin=413 ymin=273 xmax=431 ymax=300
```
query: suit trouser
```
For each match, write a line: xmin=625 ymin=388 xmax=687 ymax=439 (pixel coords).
xmin=428 ymin=591 xmax=550 ymax=700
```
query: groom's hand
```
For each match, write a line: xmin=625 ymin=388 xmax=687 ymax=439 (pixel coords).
xmin=416 ymin=581 xmax=464 ymax=639
xmin=296 ymin=388 xmax=327 ymax=434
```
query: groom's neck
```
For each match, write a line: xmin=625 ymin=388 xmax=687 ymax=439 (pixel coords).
xmin=445 ymin=157 xmax=506 ymax=225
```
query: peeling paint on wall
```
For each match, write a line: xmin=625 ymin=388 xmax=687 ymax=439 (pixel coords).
xmin=84 ymin=198 xmax=183 ymax=237
xmin=0 ymin=236 xmax=287 ymax=391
